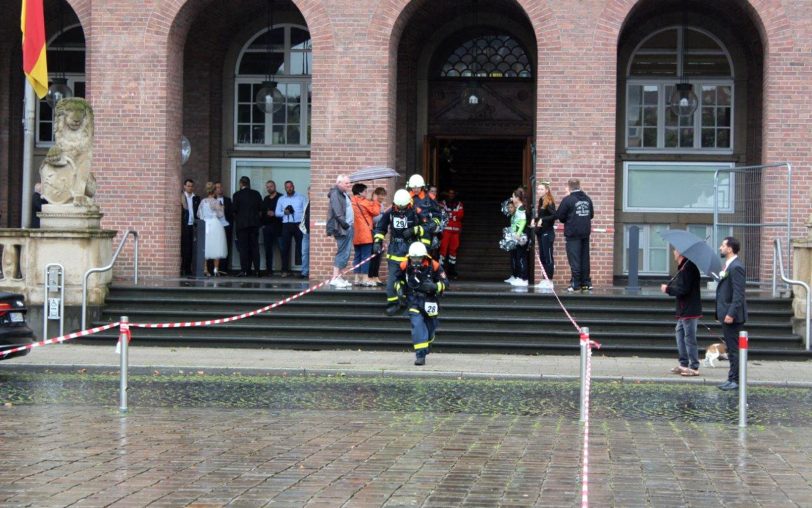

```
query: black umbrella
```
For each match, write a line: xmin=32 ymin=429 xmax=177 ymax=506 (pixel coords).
xmin=658 ymin=229 xmax=722 ymax=277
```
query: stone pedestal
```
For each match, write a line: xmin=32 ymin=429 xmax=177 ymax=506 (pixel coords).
xmin=791 ymin=236 xmax=812 ymax=319
xmin=39 ymin=203 xmax=103 ymax=230
xmin=0 ymin=227 xmax=117 ymax=308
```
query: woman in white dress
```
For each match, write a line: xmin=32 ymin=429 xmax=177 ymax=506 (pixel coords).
xmin=197 ymin=182 xmax=228 ymax=276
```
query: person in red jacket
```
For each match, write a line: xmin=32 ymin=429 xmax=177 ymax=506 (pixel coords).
xmin=439 ymin=188 xmax=463 ymax=279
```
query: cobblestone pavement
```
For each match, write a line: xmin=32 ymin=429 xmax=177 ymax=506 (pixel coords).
xmin=1 ymin=371 xmax=812 ymax=507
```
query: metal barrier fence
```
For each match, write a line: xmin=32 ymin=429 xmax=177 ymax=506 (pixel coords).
xmin=713 ymin=162 xmax=793 ymax=285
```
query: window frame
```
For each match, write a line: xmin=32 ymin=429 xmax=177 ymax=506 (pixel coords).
xmin=624 ymin=26 xmax=735 ymax=154
xmin=622 ymin=161 xmax=736 ymax=213
xmin=36 ymin=24 xmax=86 ymax=148
xmin=234 ymin=23 xmax=312 ymax=150
xmin=622 ymin=224 xmax=671 ymax=275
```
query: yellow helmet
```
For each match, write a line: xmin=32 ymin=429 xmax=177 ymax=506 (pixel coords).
xmin=408 ymin=242 xmax=428 ymax=258
xmin=407 ymin=174 xmax=425 ymax=190
xmin=393 ymin=189 xmax=412 ymax=207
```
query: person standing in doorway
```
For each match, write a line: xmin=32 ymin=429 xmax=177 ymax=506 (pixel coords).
xmin=716 ymin=236 xmax=747 ymax=391
xmin=351 ymin=183 xmax=381 ymax=286
xmin=367 ymin=187 xmax=388 ymax=286
xmin=557 ymin=178 xmax=594 ymax=292
xmin=261 ymin=180 xmax=283 ymax=276
xmin=213 ymin=181 xmax=233 ymax=274
xmin=661 ymin=247 xmax=702 ymax=376
xmin=275 ymin=180 xmax=306 ymax=277
xmin=232 ymin=176 xmax=263 ymax=276
xmin=439 ymin=188 xmax=463 ymax=280
xmin=508 ymin=188 xmax=529 ymax=287
xmin=180 ymin=178 xmax=200 ymax=276
xmin=299 ymin=186 xmax=310 ymax=279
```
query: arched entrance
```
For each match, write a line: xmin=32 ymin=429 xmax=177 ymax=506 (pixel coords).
xmin=396 ymin=1 xmax=537 ymax=281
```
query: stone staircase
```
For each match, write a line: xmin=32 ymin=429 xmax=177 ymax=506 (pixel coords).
xmin=82 ymin=281 xmax=810 ymax=358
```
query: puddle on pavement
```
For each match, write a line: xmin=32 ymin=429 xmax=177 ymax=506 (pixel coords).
xmin=1 ymin=371 xmax=810 ymax=425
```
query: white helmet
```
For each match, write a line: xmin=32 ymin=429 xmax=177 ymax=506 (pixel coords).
xmin=408 ymin=242 xmax=428 ymax=258
xmin=393 ymin=189 xmax=412 ymax=207
xmin=407 ymin=174 xmax=425 ymax=189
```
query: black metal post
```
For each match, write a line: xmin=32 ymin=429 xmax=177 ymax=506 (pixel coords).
xmin=626 ymin=225 xmax=640 ymax=292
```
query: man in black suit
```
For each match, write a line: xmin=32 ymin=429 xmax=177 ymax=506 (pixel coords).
xmin=180 ymin=178 xmax=200 ymax=276
xmin=261 ymin=180 xmax=283 ymax=276
xmin=232 ymin=176 xmax=263 ymax=276
xmin=214 ymin=181 xmax=234 ymax=273
xmin=716 ymin=236 xmax=747 ymax=391
xmin=32 ymin=182 xmax=48 ymax=229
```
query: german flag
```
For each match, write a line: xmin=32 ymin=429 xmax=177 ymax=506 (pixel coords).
xmin=21 ymin=0 xmax=48 ymax=98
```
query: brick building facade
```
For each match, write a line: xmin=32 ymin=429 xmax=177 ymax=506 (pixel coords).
xmin=1 ymin=0 xmax=810 ymax=285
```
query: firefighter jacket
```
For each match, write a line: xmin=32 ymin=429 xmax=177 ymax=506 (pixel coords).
xmin=396 ymin=258 xmax=449 ymax=316
xmin=440 ymin=199 xmax=464 ymax=232
xmin=411 ymin=190 xmax=442 ymax=242
xmin=373 ymin=206 xmax=424 ymax=261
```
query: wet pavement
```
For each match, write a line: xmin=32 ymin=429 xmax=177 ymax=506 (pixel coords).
xmin=2 ymin=358 xmax=812 ymax=507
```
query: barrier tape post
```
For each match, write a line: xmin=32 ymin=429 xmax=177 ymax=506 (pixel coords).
xmin=119 ymin=316 xmax=129 ymax=413
xmin=738 ymin=330 xmax=748 ymax=428
xmin=579 ymin=326 xmax=589 ymax=423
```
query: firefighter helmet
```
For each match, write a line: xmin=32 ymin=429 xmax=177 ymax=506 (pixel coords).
xmin=407 ymin=174 xmax=425 ymax=189
xmin=408 ymin=242 xmax=428 ymax=258
xmin=393 ymin=189 xmax=412 ymax=207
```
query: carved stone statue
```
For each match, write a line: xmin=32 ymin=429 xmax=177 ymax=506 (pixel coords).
xmin=39 ymin=98 xmax=97 ymax=206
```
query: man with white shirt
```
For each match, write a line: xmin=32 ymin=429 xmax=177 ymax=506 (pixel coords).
xmin=180 ymin=179 xmax=200 ymax=276
xmin=716 ymin=236 xmax=747 ymax=391
xmin=275 ymin=180 xmax=307 ymax=277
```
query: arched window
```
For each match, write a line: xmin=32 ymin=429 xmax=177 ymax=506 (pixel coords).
xmin=626 ymin=26 xmax=733 ymax=151
xmin=37 ymin=24 xmax=85 ymax=145
xmin=440 ymin=34 xmax=531 ymax=79
xmin=234 ymin=24 xmax=312 ymax=147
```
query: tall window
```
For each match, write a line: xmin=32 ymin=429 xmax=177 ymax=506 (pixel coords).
xmin=234 ymin=24 xmax=312 ymax=148
xmin=626 ymin=26 xmax=733 ymax=152
xmin=37 ymin=25 xmax=85 ymax=146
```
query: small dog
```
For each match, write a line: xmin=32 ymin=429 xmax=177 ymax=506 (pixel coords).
xmin=703 ymin=343 xmax=728 ymax=368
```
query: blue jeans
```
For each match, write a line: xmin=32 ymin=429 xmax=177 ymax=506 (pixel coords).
xmin=675 ymin=318 xmax=699 ymax=370
xmin=300 ymin=233 xmax=309 ymax=276
xmin=354 ymin=243 xmax=372 ymax=274
xmin=334 ymin=226 xmax=354 ymax=269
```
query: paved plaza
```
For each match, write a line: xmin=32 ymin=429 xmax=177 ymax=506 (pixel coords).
xmin=1 ymin=346 xmax=811 ymax=507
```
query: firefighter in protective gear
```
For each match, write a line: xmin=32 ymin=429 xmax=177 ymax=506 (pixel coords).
xmin=394 ymin=242 xmax=448 ymax=365
xmin=406 ymin=174 xmax=443 ymax=252
xmin=439 ymin=188 xmax=463 ymax=279
xmin=373 ymin=189 xmax=426 ymax=315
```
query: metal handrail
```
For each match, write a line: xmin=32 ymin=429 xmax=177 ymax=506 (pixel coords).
xmin=773 ymin=238 xmax=810 ymax=350
xmin=81 ymin=230 xmax=138 ymax=330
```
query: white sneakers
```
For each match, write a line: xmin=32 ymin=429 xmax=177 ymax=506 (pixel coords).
xmin=535 ymin=279 xmax=554 ymax=290
xmin=504 ymin=276 xmax=517 ymax=283
xmin=329 ymin=277 xmax=352 ymax=288
xmin=510 ymin=278 xmax=528 ymax=287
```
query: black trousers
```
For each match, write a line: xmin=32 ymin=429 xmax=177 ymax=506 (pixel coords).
xmin=535 ymin=229 xmax=555 ymax=279
xmin=237 ymin=226 xmax=260 ymax=274
xmin=565 ymin=236 xmax=591 ymax=289
xmin=721 ymin=321 xmax=742 ymax=383
xmin=180 ymin=223 xmax=195 ymax=275
xmin=262 ymin=225 xmax=282 ymax=273
xmin=280 ymin=223 xmax=303 ymax=272
xmin=510 ymin=244 xmax=528 ymax=280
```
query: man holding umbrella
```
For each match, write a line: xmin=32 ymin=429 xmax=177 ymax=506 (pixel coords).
xmin=661 ymin=247 xmax=702 ymax=376
xmin=659 ymin=229 xmax=723 ymax=377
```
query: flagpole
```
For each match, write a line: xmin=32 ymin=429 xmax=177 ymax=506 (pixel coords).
xmin=21 ymin=81 xmax=35 ymax=228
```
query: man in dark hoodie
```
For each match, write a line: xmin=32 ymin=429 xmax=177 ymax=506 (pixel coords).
xmin=661 ymin=247 xmax=702 ymax=376
xmin=556 ymin=178 xmax=594 ymax=292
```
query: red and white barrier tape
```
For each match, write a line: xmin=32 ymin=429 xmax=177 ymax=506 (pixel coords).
xmin=581 ymin=331 xmax=593 ymax=508
xmin=130 ymin=251 xmax=382 ymax=329
xmin=0 ymin=321 xmax=121 ymax=358
xmin=533 ymin=244 xmax=581 ymax=332
xmin=552 ymin=224 xmax=613 ymax=234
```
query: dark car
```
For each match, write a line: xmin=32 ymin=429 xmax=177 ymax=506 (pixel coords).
xmin=0 ymin=292 xmax=35 ymax=360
